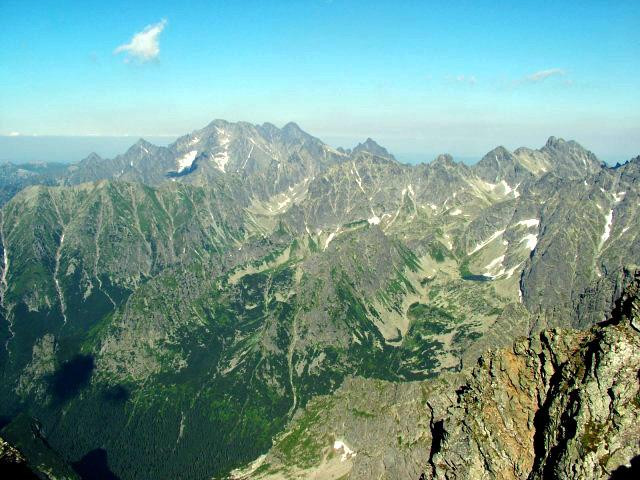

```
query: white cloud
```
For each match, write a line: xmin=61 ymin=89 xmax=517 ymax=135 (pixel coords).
xmin=447 ymin=74 xmax=477 ymax=85
xmin=461 ymin=75 xmax=477 ymax=85
xmin=8 ymin=131 xmax=20 ymax=137
xmin=114 ymin=19 xmax=167 ymax=62
xmin=522 ymin=68 xmax=565 ymax=83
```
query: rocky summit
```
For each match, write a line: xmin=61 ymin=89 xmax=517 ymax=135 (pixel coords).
xmin=0 ymin=120 xmax=638 ymax=480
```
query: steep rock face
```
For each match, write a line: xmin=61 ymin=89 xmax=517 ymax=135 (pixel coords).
xmin=520 ymin=161 xmax=640 ymax=329
xmin=432 ymin=272 xmax=640 ymax=479
xmin=539 ymin=136 xmax=603 ymax=178
xmin=473 ymin=146 xmax=533 ymax=185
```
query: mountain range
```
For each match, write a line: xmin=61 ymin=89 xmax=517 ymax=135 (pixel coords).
xmin=0 ymin=119 xmax=638 ymax=479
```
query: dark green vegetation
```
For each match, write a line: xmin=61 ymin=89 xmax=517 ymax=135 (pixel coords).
xmin=0 ymin=121 xmax=638 ymax=479
xmin=48 ymin=354 xmax=95 ymax=404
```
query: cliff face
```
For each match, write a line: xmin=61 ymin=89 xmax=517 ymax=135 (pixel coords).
xmin=242 ymin=272 xmax=640 ymax=479
xmin=432 ymin=284 xmax=640 ymax=479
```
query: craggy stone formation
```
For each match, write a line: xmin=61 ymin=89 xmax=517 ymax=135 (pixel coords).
xmin=431 ymin=279 xmax=640 ymax=479
xmin=0 ymin=436 xmax=39 ymax=479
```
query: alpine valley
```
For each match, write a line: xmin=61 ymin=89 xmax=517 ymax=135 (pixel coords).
xmin=0 ymin=120 xmax=639 ymax=479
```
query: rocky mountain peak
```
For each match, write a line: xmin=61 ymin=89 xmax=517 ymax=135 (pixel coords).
xmin=545 ymin=135 xmax=566 ymax=148
xmin=539 ymin=136 xmax=603 ymax=177
xmin=127 ymin=138 xmax=156 ymax=154
xmin=618 ymin=155 xmax=640 ymax=173
xmin=431 ymin=153 xmax=456 ymax=167
xmin=352 ymin=137 xmax=393 ymax=159
xmin=281 ymin=121 xmax=303 ymax=133
xmin=480 ymin=145 xmax=515 ymax=163
xmin=473 ymin=145 xmax=524 ymax=183
xmin=254 ymin=122 xmax=280 ymax=139
xmin=82 ymin=152 xmax=102 ymax=163
xmin=280 ymin=121 xmax=310 ymax=142
xmin=205 ymin=118 xmax=231 ymax=129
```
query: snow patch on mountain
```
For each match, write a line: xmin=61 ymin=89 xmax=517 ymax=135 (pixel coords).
xmin=277 ymin=195 xmax=292 ymax=210
xmin=600 ymin=209 xmax=614 ymax=248
xmin=520 ymin=233 xmax=538 ymax=251
xmin=613 ymin=191 xmax=626 ymax=203
xmin=484 ymin=255 xmax=505 ymax=272
xmin=469 ymin=229 xmax=505 ymax=255
xmin=516 ymin=218 xmax=540 ymax=228
xmin=176 ymin=150 xmax=198 ymax=173
xmin=500 ymin=180 xmax=513 ymax=195
xmin=513 ymin=183 xmax=521 ymax=198
xmin=324 ymin=232 xmax=336 ymax=250
xmin=504 ymin=262 xmax=524 ymax=279
xmin=213 ymin=127 xmax=231 ymax=172
xmin=333 ymin=440 xmax=356 ymax=462
xmin=483 ymin=255 xmax=506 ymax=278
xmin=352 ymin=163 xmax=365 ymax=193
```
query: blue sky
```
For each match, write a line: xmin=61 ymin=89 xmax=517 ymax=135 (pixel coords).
xmin=1 ymin=0 xmax=639 ymax=162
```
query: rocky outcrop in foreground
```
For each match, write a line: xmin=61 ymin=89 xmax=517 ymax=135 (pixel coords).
xmin=0 ymin=417 xmax=80 ymax=480
xmin=239 ymin=272 xmax=640 ymax=479
xmin=431 ymin=271 xmax=640 ymax=479
xmin=1 ymin=436 xmax=40 ymax=479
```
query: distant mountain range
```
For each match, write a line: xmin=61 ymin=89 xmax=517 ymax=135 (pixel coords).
xmin=0 ymin=120 xmax=638 ymax=479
